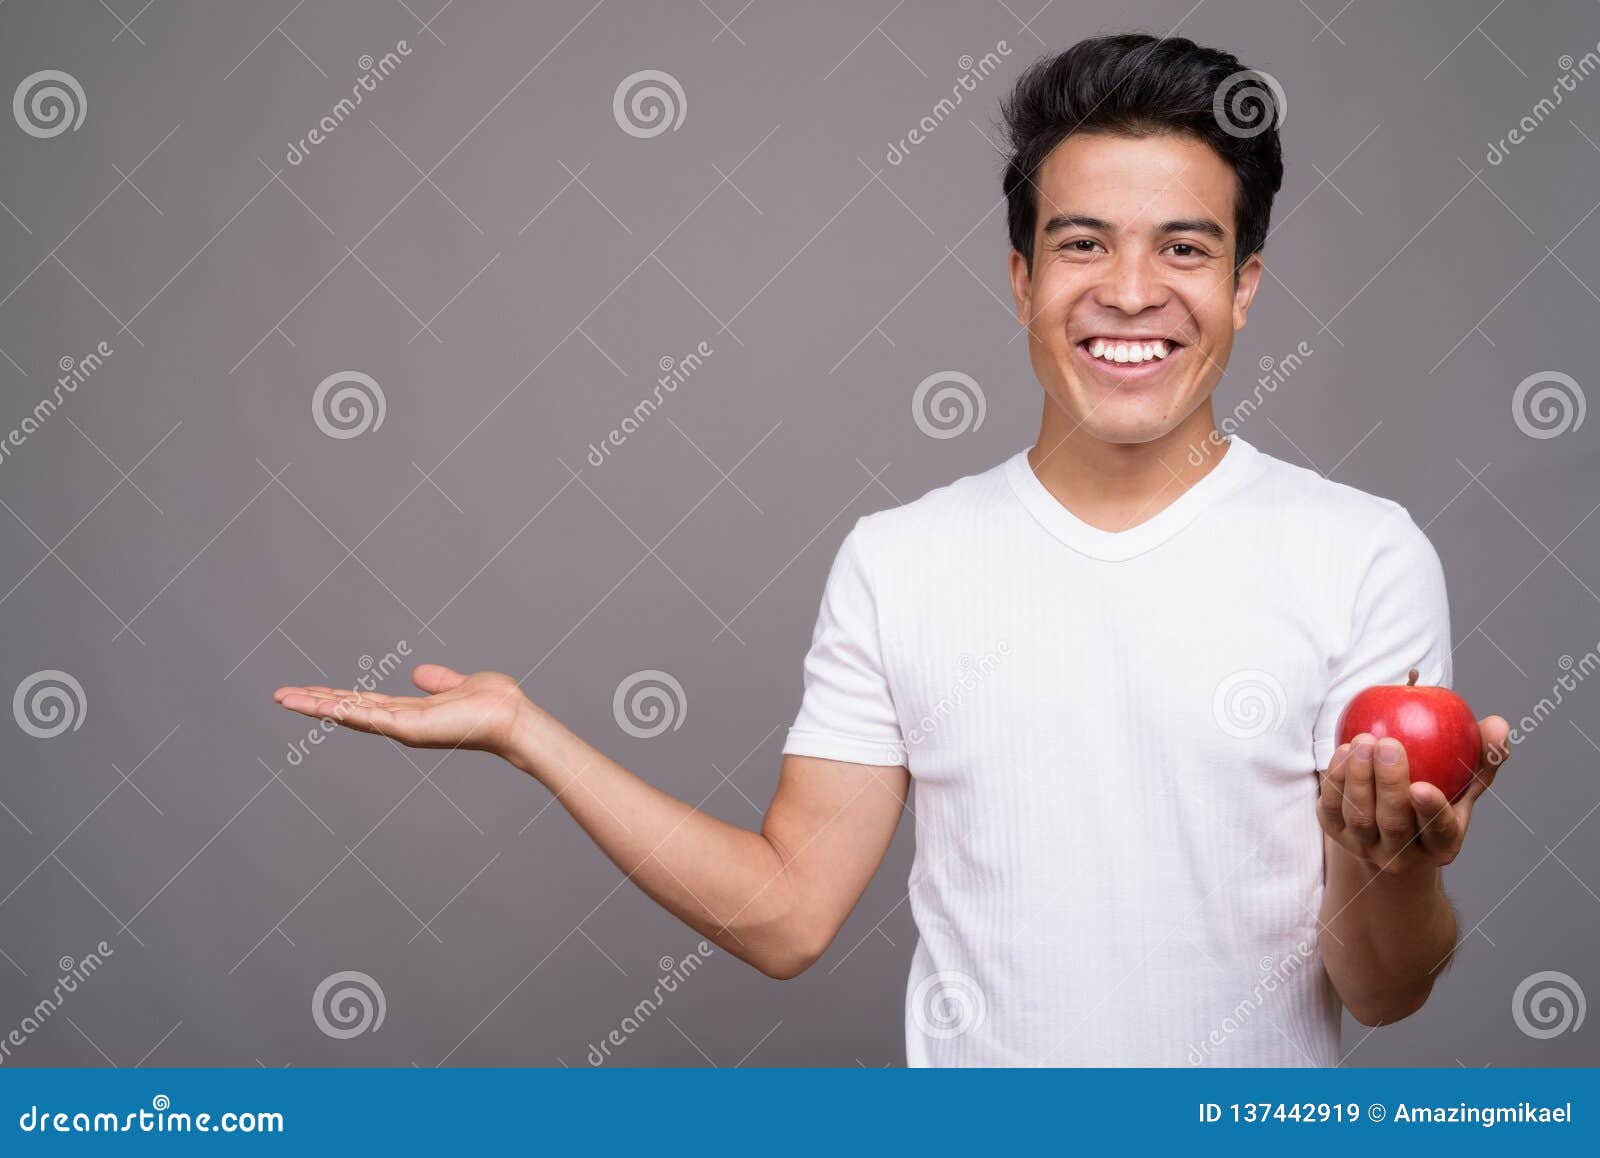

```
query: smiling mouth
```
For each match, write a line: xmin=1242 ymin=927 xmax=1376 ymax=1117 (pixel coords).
xmin=1079 ymin=336 xmax=1181 ymax=364
xmin=1074 ymin=335 xmax=1187 ymax=380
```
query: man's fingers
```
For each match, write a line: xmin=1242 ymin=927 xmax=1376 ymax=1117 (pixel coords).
xmin=275 ymin=685 xmax=415 ymax=709
xmin=1412 ymin=782 xmax=1463 ymax=857
xmin=1341 ymin=734 xmax=1379 ymax=844
xmin=1372 ymin=736 xmax=1418 ymax=855
xmin=413 ymin=663 xmax=466 ymax=695
xmin=1478 ymin=715 xmax=1512 ymax=782
xmin=1454 ymin=716 xmax=1510 ymax=808
xmin=333 ymin=689 xmax=411 ymax=707
xmin=1318 ymin=744 xmax=1350 ymax=836
xmin=328 ymin=703 xmax=399 ymax=737
xmin=274 ymin=691 xmax=311 ymax=714
xmin=276 ymin=690 xmax=355 ymax=714
xmin=286 ymin=693 xmax=398 ymax=736
xmin=275 ymin=685 xmax=356 ymax=703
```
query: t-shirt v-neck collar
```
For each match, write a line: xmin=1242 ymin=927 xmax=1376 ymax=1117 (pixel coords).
xmin=1003 ymin=434 xmax=1264 ymax=561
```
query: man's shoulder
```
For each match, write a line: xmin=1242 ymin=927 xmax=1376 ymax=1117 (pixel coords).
xmin=1243 ymin=440 xmax=1413 ymax=530
xmin=849 ymin=450 xmax=1017 ymax=550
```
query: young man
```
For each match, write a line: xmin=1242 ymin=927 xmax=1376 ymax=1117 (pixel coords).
xmin=274 ymin=34 xmax=1511 ymax=1066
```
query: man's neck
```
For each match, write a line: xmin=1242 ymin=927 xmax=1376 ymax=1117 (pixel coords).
xmin=1026 ymin=403 xmax=1226 ymax=533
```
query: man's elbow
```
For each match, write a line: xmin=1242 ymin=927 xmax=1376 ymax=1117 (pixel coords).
xmin=750 ymin=922 xmax=834 ymax=981
xmin=1344 ymin=983 xmax=1433 ymax=1028
xmin=755 ymin=952 xmax=816 ymax=981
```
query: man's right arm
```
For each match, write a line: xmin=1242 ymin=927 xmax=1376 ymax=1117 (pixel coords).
xmin=274 ymin=665 xmax=910 ymax=980
xmin=507 ymin=705 xmax=909 ymax=978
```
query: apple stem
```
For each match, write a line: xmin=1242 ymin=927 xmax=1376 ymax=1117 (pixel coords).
xmin=1407 ymin=668 xmax=1419 ymax=687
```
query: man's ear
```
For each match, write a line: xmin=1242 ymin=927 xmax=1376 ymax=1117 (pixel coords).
xmin=1009 ymin=248 xmax=1032 ymax=328
xmin=1232 ymin=251 xmax=1264 ymax=331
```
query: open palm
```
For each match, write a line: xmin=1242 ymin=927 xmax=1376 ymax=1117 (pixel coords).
xmin=273 ymin=663 xmax=529 ymax=755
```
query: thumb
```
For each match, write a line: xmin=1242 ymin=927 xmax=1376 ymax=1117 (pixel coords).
xmin=412 ymin=663 xmax=467 ymax=695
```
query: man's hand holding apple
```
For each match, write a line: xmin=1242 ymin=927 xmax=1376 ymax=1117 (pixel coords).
xmin=1318 ymin=671 xmax=1512 ymax=878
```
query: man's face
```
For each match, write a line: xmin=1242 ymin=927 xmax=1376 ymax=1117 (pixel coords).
xmin=1009 ymin=130 xmax=1263 ymax=446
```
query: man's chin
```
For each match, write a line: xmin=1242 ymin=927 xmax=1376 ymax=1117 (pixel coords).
xmin=1054 ymin=399 xmax=1185 ymax=447
xmin=1087 ymin=422 xmax=1176 ymax=446
xmin=1040 ymin=373 xmax=1213 ymax=448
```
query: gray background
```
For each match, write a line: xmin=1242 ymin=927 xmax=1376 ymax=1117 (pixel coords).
xmin=0 ymin=0 xmax=1595 ymax=1067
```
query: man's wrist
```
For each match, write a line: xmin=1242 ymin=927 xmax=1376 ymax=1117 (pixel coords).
xmin=1329 ymin=835 xmax=1444 ymax=894
xmin=498 ymin=698 xmax=560 ymax=781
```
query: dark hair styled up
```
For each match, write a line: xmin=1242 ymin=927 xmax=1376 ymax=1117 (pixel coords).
xmin=1001 ymin=34 xmax=1284 ymax=273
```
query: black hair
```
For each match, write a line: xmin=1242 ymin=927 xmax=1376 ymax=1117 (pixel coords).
xmin=1001 ymin=34 xmax=1284 ymax=273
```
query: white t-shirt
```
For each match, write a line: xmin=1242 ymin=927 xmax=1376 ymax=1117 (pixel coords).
xmin=781 ymin=434 xmax=1453 ymax=1066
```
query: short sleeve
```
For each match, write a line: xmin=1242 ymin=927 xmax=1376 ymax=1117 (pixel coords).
xmin=781 ymin=520 xmax=908 ymax=767
xmin=1312 ymin=505 xmax=1454 ymax=769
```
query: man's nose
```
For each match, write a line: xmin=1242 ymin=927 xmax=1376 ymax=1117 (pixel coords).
xmin=1093 ymin=249 xmax=1168 ymax=315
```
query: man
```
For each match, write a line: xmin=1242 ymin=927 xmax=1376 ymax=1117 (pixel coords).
xmin=274 ymin=33 xmax=1511 ymax=1066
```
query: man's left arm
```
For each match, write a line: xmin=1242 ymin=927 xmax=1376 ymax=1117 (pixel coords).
xmin=1316 ymin=717 xmax=1512 ymax=1026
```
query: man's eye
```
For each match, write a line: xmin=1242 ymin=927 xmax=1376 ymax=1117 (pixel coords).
xmin=1059 ymin=238 xmax=1100 ymax=253
xmin=1167 ymin=243 xmax=1203 ymax=258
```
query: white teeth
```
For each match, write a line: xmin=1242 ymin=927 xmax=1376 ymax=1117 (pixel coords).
xmin=1086 ymin=338 xmax=1175 ymax=364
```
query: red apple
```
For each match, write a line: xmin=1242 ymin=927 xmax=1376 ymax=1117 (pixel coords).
xmin=1336 ymin=669 xmax=1482 ymax=802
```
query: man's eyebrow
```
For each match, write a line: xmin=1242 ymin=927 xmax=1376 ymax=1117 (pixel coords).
xmin=1039 ymin=213 xmax=1227 ymax=241
xmin=1040 ymin=213 xmax=1113 ymax=235
xmin=1157 ymin=217 xmax=1226 ymax=240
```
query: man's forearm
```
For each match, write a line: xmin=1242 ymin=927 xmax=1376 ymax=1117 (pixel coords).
xmin=500 ymin=707 xmax=814 ymax=978
xmin=1318 ymin=838 xmax=1458 ymax=1025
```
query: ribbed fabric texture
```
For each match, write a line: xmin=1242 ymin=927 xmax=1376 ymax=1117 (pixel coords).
xmin=782 ymin=436 xmax=1454 ymax=1066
